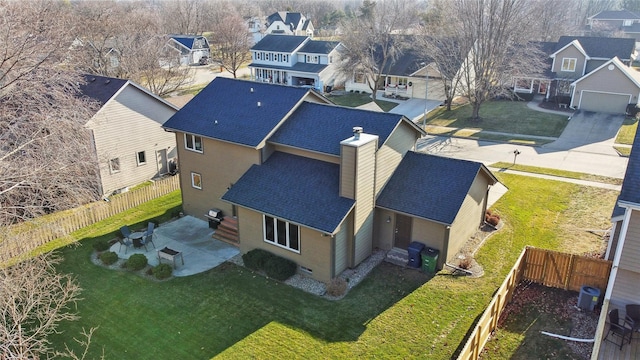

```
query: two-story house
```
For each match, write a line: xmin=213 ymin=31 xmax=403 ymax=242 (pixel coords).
xmin=249 ymin=34 xmax=342 ymax=92
xmin=265 ymin=11 xmax=314 ymax=37
xmin=591 ymin=128 xmax=640 ymax=357
xmin=514 ymin=36 xmax=640 ymax=114
xmin=587 ymin=10 xmax=640 ymax=41
xmin=246 ymin=16 xmax=265 ymax=45
xmin=162 ymin=77 xmax=498 ymax=283
xmin=166 ymin=35 xmax=210 ymax=65
xmin=80 ymin=74 xmax=178 ymax=196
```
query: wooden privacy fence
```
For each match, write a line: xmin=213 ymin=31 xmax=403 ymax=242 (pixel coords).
xmin=457 ymin=246 xmax=612 ymax=360
xmin=0 ymin=176 xmax=180 ymax=262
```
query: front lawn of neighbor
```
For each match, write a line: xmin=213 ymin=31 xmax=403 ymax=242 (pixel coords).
xmin=425 ymin=101 xmax=569 ymax=142
xmin=49 ymin=174 xmax=617 ymax=359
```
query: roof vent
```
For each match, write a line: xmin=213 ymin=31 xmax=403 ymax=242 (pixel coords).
xmin=250 ymin=87 xmax=254 ymax=93
xmin=353 ymin=126 xmax=363 ymax=140
xmin=214 ymin=120 xmax=218 ymax=125
xmin=257 ymin=101 xmax=261 ymax=107
xmin=105 ymin=79 xmax=110 ymax=84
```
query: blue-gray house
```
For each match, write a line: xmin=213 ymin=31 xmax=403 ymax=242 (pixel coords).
xmin=162 ymin=77 xmax=498 ymax=282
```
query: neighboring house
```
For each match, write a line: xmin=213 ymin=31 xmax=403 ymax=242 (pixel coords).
xmin=513 ymin=36 xmax=639 ymax=114
xmin=247 ymin=16 xmax=265 ymax=45
xmin=162 ymin=77 xmax=498 ymax=283
xmin=587 ymin=10 xmax=640 ymax=41
xmin=80 ymin=74 xmax=179 ymax=196
xmin=345 ymin=46 xmax=448 ymax=102
xmin=249 ymin=34 xmax=343 ymax=91
xmin=591 ymin=128 xmax=640 ymax=357
xmin=265 ymin=11 xmax=314 ymax=37
xmin=166 ymin=35 xmax=210 ymax=66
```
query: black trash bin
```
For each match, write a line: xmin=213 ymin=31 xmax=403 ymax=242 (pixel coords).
xmin=421 ymin=247 xmax=440 ymax=274
xmin=407 ymin=242 xmax=425 ymax=268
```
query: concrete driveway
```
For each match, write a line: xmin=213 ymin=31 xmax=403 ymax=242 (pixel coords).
xmin=542 ymin=110 xmax=624 ymax=155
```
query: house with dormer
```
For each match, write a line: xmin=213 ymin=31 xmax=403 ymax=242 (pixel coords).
xmin=249 ymin=35 xmax=342 ymax=91
xmin=161 ymin=77 xmax=498 ymax=283
xmin=265 ymin=11 xmax=314 ymax=37
xmin=166 ymin=35 xmax=210 ymax=65
xmin=513 ymin=36 xmax=640 ymax=113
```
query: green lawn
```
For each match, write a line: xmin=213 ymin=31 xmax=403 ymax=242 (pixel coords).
xmin=615 ymin=116 xmax=638 ymax=145
xmin=327 ymin=92 xmax=398 ymax=112
xmin=425 ymin=101 xmax=569 ymax=138
xmin=490 ymin=162 xmax=623 ymax=186
xmin=48 ymin=174 xmax=617 ymax=359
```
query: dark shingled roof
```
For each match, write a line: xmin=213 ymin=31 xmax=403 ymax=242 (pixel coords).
xmin=270 ymin=102 xmax=405 ymax=155
xmin=169 ymin=35 xmax=205 ymax=49
xmin=613 ymin=128 xmax=640 ymax=217
xmin=222 ymin=152 xmax=355 ymax=233
xmin=377 ymin=152 xmax=496 ymax=225
xmin=555 ymin=36 xmax=636 ymax=60
xmin=251 ymin=34 xmax=308 ymax=52
xmin=381 ymin=47 xmax=429 ymax=77
xmin=299 ymin=40 xmax=339 ymax=54
xmin=79 ymin=74 xmax=127 ymax=106
xmin=162 ymin=78 xmax=310 ymax=147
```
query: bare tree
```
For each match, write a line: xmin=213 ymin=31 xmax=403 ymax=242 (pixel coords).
xmin=0 ymin=254 xmax=83 ymax=358
xmin=211 ymin=5 xmax=253 ymax=78
xmin=337 ymin=0 xmax=420 ymax=99
xmin=427 ymin=0 xmax=547 ymax=121
xmin=159 ymin=0 xmax=216 ymax=35
xmin=70 ymin=1 xmax=192 ymax=97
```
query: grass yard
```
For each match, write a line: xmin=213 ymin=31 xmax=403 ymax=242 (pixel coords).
xmin=327 ymin=92 xmax=398 ymax=112
xmin=425 ymin=101 xmax=569 ymax=139
xmin=48 ymin=174 xmax=618 ymax=359
xmin=615 ymin=117 xmax=638 ymax=145
xmin=490 ymin=162 xmax=623 ymax=186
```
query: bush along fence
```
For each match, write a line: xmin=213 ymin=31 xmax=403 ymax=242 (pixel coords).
xmin=0 ymin=176 xmax=180 ymax=262
xmin=456 ymin=246 xmax=612 ymax=360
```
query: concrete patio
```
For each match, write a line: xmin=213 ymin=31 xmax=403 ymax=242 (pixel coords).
xmin=109 ymin=215 xmax=239 ymax=277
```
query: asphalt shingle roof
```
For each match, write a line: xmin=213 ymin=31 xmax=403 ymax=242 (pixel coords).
xmin=299 ymin=40 xmax=339 ymax=54
xmin=591 ymin=10 xmax=640 ymax=20
xmin=251 ymin=35 xmax=308 ymax=52
xmin=79 ymin=74 xmax=127 ymax=106
xmin=169 ymin=35 xmax=204 ymax=49
xmin=613 ymin=127 xmax=640 ymax=217
xmin=381 ymin=47 xmax=429 ymax=77
xmin=222 ymin=152 xmax=355 ymax=233
xmin=377 ymin=152 xmax=495 ymax=225
xmin=269 ymin=102 xmax=404 ymax=155
xmin=555 ymin=36 xmax=636 ymax=60
xmin=162 ymin=78 xmax=310 ymax=147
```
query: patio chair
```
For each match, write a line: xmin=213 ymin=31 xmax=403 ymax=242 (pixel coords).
xmin=604 ymin=309 xmax=633 ymax=350
xmin=140 ymin=222 xmax=156 ymax=250
xmin=120 ymin=225 xmax=132 ymax=241
xmin=626 ymin=304 xmax=640 ymax=332
xmin=117 ymin=236 xmax=134 ymax=254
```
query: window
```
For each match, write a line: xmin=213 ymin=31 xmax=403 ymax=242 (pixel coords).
xmin=561 ymin=58 xmax=576 ymax=72
xmin=263 ymin=215 xmax=300 ymax=252
xmin=185 ymin=133 xmax=203 ymax=152
xmin=136 ymin=151 xmax=146 ymax=166
xmin=306 ymin=55 xmax=319 ymax=64
xmin=329 ymin=55 xmax=333 ymax=64
xmin=191 ymin=172 xmax=202 ymax=189
xmin=354 ymin=72 xmax=366 ymax=84
xmin=109 ymin=158 xmax=120 ymax=173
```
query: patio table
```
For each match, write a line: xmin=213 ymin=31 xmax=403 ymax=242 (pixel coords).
xmin=130 ymin=231 xmax=145 ymax=248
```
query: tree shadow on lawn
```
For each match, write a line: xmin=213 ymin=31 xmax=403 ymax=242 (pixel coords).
xmin=52 ymin=238 xmax=431 ymax=359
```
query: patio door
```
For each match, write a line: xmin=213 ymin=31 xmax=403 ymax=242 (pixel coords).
xmin=394 ymin=214 xmax=412 ymax=249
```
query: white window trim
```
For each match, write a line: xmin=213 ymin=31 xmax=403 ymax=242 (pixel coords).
xmin=136 ymin=151 xmax=146 ymax=166
xmin=561 ymin=57 xmax=577 ymax=72
xmin=109 ymin=158 xmax=120 ymax=174
xmin=262 ymin=215 xmax=300 ymax=253
xmin=184 ymin=133 xmax=203 ymax=153
xmin=191 ymin=172 xmax=202 ymax=189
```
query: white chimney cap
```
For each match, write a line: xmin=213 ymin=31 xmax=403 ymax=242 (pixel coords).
xmin=353 ymin=126 xmax=363 ymax=134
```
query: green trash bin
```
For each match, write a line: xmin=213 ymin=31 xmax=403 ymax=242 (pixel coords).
xmin=421 ymin=247 xmax=439 ymax=274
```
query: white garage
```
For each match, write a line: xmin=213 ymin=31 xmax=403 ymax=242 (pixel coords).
xmin=577 ymin=91 xmax=631 ymax=114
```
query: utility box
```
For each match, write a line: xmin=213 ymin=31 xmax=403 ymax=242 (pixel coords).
xmin=407 ymin=242 xmax=425 ymax=268
xmin=577 ymin=286 xmax=600 ymax=311
xmin=421 ymin=247 xmax=440 ymax=274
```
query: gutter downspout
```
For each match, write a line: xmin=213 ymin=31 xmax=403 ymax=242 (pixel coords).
xmin=590 ymin=207 xmax=632 ymax=359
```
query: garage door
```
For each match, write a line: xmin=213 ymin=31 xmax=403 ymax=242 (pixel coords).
xmin=579 ymin=91 xmax=631 ymax=114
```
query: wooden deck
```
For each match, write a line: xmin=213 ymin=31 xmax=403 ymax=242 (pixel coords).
xmin=597 ymin=332 xmax=640 ymax=359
